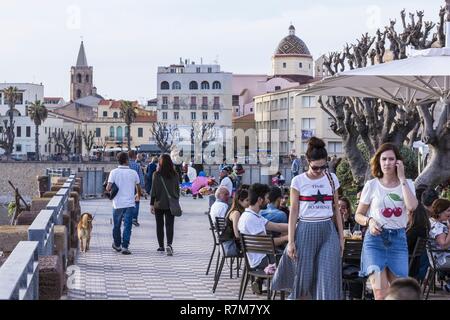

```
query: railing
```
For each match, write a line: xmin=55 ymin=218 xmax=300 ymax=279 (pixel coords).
xmin=0 ymin=174 xmax=75 ymax=300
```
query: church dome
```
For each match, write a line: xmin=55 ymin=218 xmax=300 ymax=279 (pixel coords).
xmin=275 ymin=25 xmax=311 ymax=56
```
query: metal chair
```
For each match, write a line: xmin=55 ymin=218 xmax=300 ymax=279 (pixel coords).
xmin=211 ymin=217 xmax=242 ymax=293
xmin=238 ymin=234 xmax=277 ymax=300
xmin=423 ymin=240 xmax=450 ymax=300
xmin=205 ymin=214 xmax=219 ymax=276
xmin=342 ymin=238 xmax=368 ymax=300
xmin=408 ymin=237 xmax=428 ymax=279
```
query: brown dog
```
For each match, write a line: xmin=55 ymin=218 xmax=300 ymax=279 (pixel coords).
xmin=77 ymin=213 xmax=93 ymax=252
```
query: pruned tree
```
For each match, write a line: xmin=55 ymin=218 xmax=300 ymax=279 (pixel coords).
xmin=150 ymin=122 xmax=177 ymax=153
xmin=190 ymin=122 xmax=217 ymax=163
xmin=320 ymin=7 xmax=442 ymax=186
xmin=82 ymin=130 xmax=95 ymax=156
xmin=49 ymin=130 xmax=75 ymax=156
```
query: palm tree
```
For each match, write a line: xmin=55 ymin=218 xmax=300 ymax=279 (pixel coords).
xmin=120 ymin=100 xmax=137 ymax=151
xmin=28 ymin=100 xmax=48 ymax=161
xmin=3 ymin=86 xmax=19 ymax=159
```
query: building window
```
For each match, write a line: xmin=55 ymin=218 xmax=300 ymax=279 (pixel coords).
xmin=138 ymin=128 xmax=143 ymax=137
xmin=301 ymin=118 xmax=316 ymax=139
xmin=162 ymin=96 xmax=168 ymax=105
xmin=16 ymin=144 xmax=22 ymax=152
xmin=0 ymin=92 xmax=2 ymax=104
xmin=162 ymin=112 xmax=168 ymax=120
xmin=275 ymin=86 xmax=281 ymax=91
xmin=44 ymin=127 xmax=47 ymax=134
xmin=208 ymin=67 xmax=212 ymax=73
xmin=196 ymin=67 xmax=201 ymax=73
xmin=232 ymin=95 xmax=239 ymax=106
xmin=45 ymin=144 xmax=47 ymax=153
xmin=191 ymin=112 xmax=196 ymax=120
xmin=302 ymin=96 xmax=316 ymax=108
xmin=189 ymin=81 xmax=198 ymax=90
xmin=235 ymin=108 xmax=239 ymax=113
xmin=202 ymin=97 xmax=208 ymax=106
xmin=17 ymin=126 xmax=21 ymax=137
xmin=110 ymin=127 xmax=115 ymax=138
xmin=201 ymin=81 xmax=210 ymax=90
xmin=113 ymin=112 xmax=118 ymax=118
xmin=86 ymin=75 xmax=90 ymax=83
xmin=96 ymin=128 xmax=101 ymax=137
xmin=214 ymin=112 xmax=219 ymax=120
xmin=76 ymin=90 xmax=82 ymax=99
xmin=202 ymin=112 xmax=208 ymax=120
xmin=212 ymin=81 xmax=221 ymax=89
xmin=328 ymin=142 xmax=343 ymax=153
xmin=103 ymin=111 xmax=108 ymax=117
xmin=174 ymin=112 xmax=179 ymax=120
xmin=172 ymin=81 xmax=181 ymax=90
xmin=283 ymin=62 xmax=286 ymax=68
xmin=250 ymin=107 xmax=253 ymax=112
xmin=26 ymin=126 xmax=31 ymax=137
xmin=173 ymin=96 xmax=180 ymax=108
xmin=170 ymin=68 xmax=175 ymax=73
xmin=160 ymin=81 xmax=170 ymax=90
xmin=299 ymin=62 xmax=303 ymax=68
xmin=77 ymin=74 xmax=82 ymax=83
xmin=213 ymin=97 xmax=220 ymax=108
xmin=190 ymin=96 xmax=196 ymax=107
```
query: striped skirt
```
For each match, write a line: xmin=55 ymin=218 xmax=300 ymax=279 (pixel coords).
xmin=272 ymin=219 xmax=342 ymax=300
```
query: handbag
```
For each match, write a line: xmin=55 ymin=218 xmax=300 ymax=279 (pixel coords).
xmin=324 ymin=170 xmax=339 ymax=229
xmin=160 ymin=175 xmax=182 ymax=217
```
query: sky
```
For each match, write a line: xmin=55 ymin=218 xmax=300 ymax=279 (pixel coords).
xmin=0 ymin=0 xmax=444 ymax=102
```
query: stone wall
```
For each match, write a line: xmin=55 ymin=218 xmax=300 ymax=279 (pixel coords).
xmin=0 ymin=162 xmax=117 ymax=202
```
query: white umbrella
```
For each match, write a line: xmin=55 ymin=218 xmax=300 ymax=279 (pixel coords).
xmin=302 ymin=47 xmax=450 ymax=106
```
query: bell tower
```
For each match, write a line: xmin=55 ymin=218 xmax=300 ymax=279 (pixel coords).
xmin=70 ymin=41 xmax=93 ymax=101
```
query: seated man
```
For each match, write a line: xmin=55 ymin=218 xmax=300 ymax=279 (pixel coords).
xmin=209 ymin=187 xmax=230 ymax=222
xmin=385 ymin=277 xmax=422 ymax=300
xmin=238 ymin=183 xmax=288 ymax=271
xmin=260 ymin=186 xmax=288 ymax=224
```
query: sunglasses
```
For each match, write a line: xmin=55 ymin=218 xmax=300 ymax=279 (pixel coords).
xmin=309 ymin=164 xmax=328 ymax=171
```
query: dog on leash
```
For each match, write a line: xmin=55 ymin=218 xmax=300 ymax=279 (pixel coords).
xmin=77 ymin=213 xmax=93 ymax=252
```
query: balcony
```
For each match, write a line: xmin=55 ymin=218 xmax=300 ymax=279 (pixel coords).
xmin=201 ymin=104 xmax=208 ymax=110
xmin=173 ymin=104 xmax=180 ymax=110
xmin=190 ymin=104 xmax=197 ymax=110
xmin=213 ymin=104 xmax=220 ymax=110
xmin=106 ymin=136 xmax=133 ymax=144
xmin=161 ymin=104 xmax=168 ymax=110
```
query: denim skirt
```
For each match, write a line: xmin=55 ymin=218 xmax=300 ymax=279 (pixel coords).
xmin=360 ymin=228 xmax=408 ymax=278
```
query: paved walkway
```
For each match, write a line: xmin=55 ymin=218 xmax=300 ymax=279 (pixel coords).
xmin=68 ymin=197 xmax=256 ymax=300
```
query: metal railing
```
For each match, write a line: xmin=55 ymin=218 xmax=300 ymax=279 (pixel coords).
xmin=0 ymin=174 xmax=75 ymax=300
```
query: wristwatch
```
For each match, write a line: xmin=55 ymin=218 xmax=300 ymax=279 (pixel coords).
xmin=366 ymin=217 xmax=373 ymax=227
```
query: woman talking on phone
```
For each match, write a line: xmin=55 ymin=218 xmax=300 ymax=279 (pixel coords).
xmin=355 ymin=143 xmax=418 ymax=300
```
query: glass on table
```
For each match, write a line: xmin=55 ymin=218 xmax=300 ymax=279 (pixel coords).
xmin=352 ymin=230 xmax=363 ymax=240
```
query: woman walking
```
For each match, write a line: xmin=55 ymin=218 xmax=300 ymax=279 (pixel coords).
xmin=355 ymin=143 xmax=418 ymax=300
xmin=273 ymin=137 xmax=344 ymax=300
xmin=150 ymin=154 xmax=180 ymax=256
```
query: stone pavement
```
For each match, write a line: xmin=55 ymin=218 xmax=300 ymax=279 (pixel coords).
xmin=68 ymin=197 xmax=260 ymax=300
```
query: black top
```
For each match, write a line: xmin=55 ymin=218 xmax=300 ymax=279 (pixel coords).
xmin=150 ymin=171 xmax=180 ymax=210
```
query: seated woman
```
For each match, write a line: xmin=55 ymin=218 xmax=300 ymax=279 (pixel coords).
xmin=339 ymin=197 xmax=356 ymax=232
xmin=189 ymin=171 xmax=209 ymax=199
xmin=429 ymin=199 xmax=450 ymax=292
xmin=220 ymin=188 xmax=249 ymax=257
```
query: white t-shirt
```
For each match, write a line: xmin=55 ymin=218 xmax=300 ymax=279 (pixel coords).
xmin=238 ymin=208 xmax=268 ymax=268
xmin=360 ymin=178 xmax=415 ymax=229
xmin=429 ymin=218 xmax=450 ymax=266
xmin=187 ymin=166 xmax=197 ymax=182
xmin=220 ymin=176 xmax=233 ymax=195
xmin=209 ymin=201 xmax=228 ymax=222
xmin=291 ymin=172 xmax=340 ymax=221
xmin=108 ymin=166 xmax=140 ymax=209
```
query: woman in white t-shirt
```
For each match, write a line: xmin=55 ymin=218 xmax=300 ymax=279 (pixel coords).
xmin=355 ymin=143 xmax=418 ymax=300
xmin=272 ymin=137 xmax=344 ymax=300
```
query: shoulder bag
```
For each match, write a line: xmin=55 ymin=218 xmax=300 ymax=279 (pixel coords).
xmin=160 ymin=175 xmax=182 ymax=217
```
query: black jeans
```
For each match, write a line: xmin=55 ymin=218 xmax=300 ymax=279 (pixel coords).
xmin=155 ymin=209 xmax=175 ymax=248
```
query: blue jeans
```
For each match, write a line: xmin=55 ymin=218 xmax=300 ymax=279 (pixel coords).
xmin=113 ymin=207 xmax=134 ymax=249
xmin=132 ymin=201 xmax=140 ymax=221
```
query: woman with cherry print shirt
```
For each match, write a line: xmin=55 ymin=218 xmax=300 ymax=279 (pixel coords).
xmin=355 ymin=143 xmax=418 ymax=300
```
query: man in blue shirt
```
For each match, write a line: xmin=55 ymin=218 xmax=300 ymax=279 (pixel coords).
xmin=128 ymin=150 xmax=145 ymax=227
xmin=260 ymin=186 xmax=288 ymax=223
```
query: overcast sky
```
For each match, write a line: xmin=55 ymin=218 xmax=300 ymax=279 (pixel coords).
xmin=0 ymin=0 xmax=443 ymax=102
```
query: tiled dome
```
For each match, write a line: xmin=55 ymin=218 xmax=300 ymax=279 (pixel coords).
xmin=275 ymin=25 xmax=311 ymax=56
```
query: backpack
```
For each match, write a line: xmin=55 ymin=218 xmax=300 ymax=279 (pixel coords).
xmin=235 ymin=164 xmax=245 ymax=175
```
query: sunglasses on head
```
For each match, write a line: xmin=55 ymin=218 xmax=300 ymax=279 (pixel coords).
xmin=309 ymin=164 xmax=328 ymax=171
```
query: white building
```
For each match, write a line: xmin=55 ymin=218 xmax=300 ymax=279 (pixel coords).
xmin=156 ymin=60 xmax=233 ymax=145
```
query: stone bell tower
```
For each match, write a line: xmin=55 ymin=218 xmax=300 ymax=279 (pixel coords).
xmin=70 ymin=41 xmax=93 ymax=101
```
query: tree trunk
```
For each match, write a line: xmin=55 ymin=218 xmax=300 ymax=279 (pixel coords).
xmin=127 ymin=125 xmax=131 ymax=151
xmin=415 ymin=134 xmax=450 ymax=187
xmin=8 ymin=106 xmax=14 ymax=160
xmin=343 ymin=135 xmax=368 ymax=186
xmin=35 ymin=124 xmax=39 ymax=161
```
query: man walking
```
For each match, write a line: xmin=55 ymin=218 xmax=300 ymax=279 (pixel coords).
xmin=106 ymin=152 xmax=141 ymax=255
xmin=128 ymin=150 xmax=145 ymax=227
